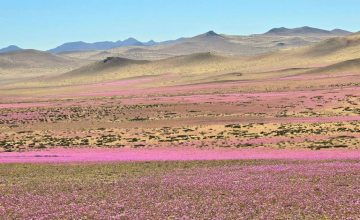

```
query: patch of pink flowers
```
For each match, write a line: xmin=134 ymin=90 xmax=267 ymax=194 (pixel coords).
xmin=2 ymin=147 xmax=360 ymax=163
xmin=1 ymin=160 xmax=360 ymax=219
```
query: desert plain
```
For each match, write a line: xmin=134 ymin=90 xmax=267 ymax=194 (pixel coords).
xmin=1 ymin=29 xmax=360 ymax=218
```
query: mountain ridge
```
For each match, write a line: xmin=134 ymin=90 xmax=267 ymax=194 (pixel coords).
xmin=9 ymin=28 xmax=360 ymax=87
xmin=264 ymin=26 xmax=353 ymax=36
xmin=47 ymin=37 xmax=188 ymax=53
xmin=51 ymin=30 xmax=360 ymax=85
xmin=0 ymin=45 xmax=23 ymax=53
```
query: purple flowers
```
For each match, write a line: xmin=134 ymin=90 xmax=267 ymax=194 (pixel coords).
xmin=1 ymin=159 xmax=360 ymax=219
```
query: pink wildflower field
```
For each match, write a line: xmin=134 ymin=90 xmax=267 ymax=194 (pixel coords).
xmin=1 ymin=68 xmax=360 ymax=219
xmin=1 ymin=156 xmax=360 ymax=219
xmin=1 ymin=147 xmax=360 ymax=163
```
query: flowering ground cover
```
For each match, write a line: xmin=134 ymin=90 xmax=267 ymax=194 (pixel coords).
xmin=1 ymin=159 xmax=360 ymax=219
xmin=1 ymin=85 xmax=360 ymax=152
xmin=0 ymin=63 xmax=360 ymax=218
xmin=1 ymin=147 xmax=360 ymax=163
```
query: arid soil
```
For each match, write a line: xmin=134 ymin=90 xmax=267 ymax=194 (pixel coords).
xmin=1 ymin=66 xmax=359 ymax=153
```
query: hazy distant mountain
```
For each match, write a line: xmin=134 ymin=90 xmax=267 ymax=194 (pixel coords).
xmin=108 ymin=30 xmax=328 ymax=59
xmin=143 ymin=38 xmax=188 ymax=46
xmin=48 ymin=37 xmax=187 ymax=53
xmin=205 ymin=30 xmax=221 ymax=37
xmin=0 ymin=45 xmax=23 ymax=53
xmin=44 ymin=30 xmax=360 ymax=84
xmin=62 ymin=29 xmax=354 ymax=61
xmin=264 ymin=26 xmax=353 ymax=36
xmin=330 ymin=29 xmax=353 ymax=35
xmin=122 ymin=38 xmax=144 ymax=47
xmin=47 ymin=39 xmax=136 ymax=53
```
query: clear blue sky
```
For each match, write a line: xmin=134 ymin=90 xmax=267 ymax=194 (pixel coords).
xmin=1 ymin=0 xmax=359 ymax=50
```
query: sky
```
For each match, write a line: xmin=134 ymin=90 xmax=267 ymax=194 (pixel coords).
xmin=1 ymin=0 xmax=359 ymax=50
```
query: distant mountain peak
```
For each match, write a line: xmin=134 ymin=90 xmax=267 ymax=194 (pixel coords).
xmin=331 ymin=29 xmax=354 ymax=35
xmin=332 ymin=28 xmax=344 ymax=31
xmin=0 ymin=45 xmax=23 ymax=53
xmin=205 ymin=30 xmax=220 ymax=37
xmin=269 ymin=27 xmax=288 ymax=31
xmin=266 ymin=27 xmax=289 ymax=34
xmin=264 ymin=26 xmax=353 ymax=36
xmin=125 ymin=37 xmax=137 ymax=41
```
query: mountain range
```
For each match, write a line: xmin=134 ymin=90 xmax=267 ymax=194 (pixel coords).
xmin=0 ymin=26 xmax=353 ymax=54
xmin=46 ymin=37 xmax=188 ymax=53
xmin=0 ymin=28 xmax=359 ymax=87
xmin=61 ymin=27 xmax=354 ymax=61
xmin=29 ymin=30 xmax=360 ymax=87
